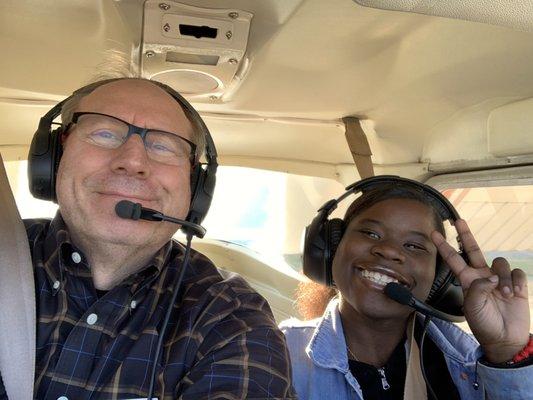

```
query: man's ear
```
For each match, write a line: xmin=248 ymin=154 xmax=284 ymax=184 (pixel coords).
xmin=59 ymin=128 xmax=70 ymax=146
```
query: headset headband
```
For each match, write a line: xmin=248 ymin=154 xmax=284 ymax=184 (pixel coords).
xmin=320 ymin=175 xmax=460 ymax=222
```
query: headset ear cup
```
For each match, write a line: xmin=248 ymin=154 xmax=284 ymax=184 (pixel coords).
xmin=28 ymin=125 xmax=62 ymax=202
xmin=50 ymin=127 xmax=63 ymax=202
xmin=186 ymin=164 xmax=204 ymax=224
xmin=427 ymin=254 xmax=464 ymax=317
xmin=325 ymin=218 xmax=344 ymax=286
xmin=189 ymin=164 xmax=202 ymax=201
xmin=327 ymin=218 xmax=344 ymax=265
xmin=427 ymin=259 xmax=449 ymax=303
xmin=184 ymin=161 xmax=217 ymax=236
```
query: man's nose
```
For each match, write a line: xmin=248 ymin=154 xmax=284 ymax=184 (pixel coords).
xmin=371 ymin=241 xmax=406 ymax=263
xmin=109 ymin=135 xmax=151 ymax=177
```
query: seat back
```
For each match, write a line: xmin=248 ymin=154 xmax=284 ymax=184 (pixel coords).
xmin=0 ymin=154 xmax=35 ymax=399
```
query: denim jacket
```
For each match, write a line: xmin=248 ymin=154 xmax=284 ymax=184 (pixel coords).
xmin=280 ymin=299 xmax=532 ymax=400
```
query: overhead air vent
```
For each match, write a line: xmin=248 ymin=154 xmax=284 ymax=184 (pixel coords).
xmin=142 ymin=1 xmax=253 ymax=102
xmin=178 ymin=24 xmax=218 ymax=39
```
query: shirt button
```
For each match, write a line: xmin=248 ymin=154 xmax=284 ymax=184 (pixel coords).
xmin=71 ymin=252 xmax=82 ymax=264
xmin=52 ymin=281 xmax=60 ymax=290
xmin=130 ymin=300 xmax=137 ymax=309
xmin=57 ymin=396 xmax=69 ymax=400
xmin=86 ymin=313 xmax=98 ymax=325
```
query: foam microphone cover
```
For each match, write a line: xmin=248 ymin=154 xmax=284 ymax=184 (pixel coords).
xmin=115 ymin=200 xmax=142 ymax=220
xmin=384 ymin=282 xmax=413 ymax=306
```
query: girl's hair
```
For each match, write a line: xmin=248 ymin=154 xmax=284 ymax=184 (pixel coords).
xmin=295 ymin=182 xmax=446 ymax=320
xmin=295 ymin=281 xmax=338 ymax=320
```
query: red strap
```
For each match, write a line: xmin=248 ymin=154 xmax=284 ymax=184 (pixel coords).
xmin=512 ymin=335 xmax=533 ymax=363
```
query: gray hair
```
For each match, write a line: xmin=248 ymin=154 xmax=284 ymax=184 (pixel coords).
xmin=60 ymin=51 xmax=205 ymax=159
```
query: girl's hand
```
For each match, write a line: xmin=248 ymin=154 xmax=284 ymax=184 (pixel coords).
xmin=431 ymin=219 xmax=530 ymax=363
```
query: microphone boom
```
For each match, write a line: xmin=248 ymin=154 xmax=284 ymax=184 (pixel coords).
xmin=384 ymin=282 xmax=463 ymax=323
xmin=114 ymin=200 xmax=206 ymax=238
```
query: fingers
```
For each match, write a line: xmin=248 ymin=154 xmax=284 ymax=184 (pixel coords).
xmin=490 ymin=258 xmax=529 ymax=299
xmin=492 ymin=257 xmax=513 ymax=297
xmin=431 ymin=230 xmax=467 ymax=276
xmin=454 ymin=219 xmax=487 ymax=269
xmin=511 ymin=268 xmax=529 ymax=298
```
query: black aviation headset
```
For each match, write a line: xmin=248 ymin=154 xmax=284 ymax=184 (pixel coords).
xmin=27 ymin=77 xmax=218 ymax=236
xmin=303 ymin=175 xmax=466 ymax=320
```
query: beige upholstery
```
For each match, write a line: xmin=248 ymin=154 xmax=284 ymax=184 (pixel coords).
xmin=353 ymin=0 xmax=533 ymax=32
xmin=0 ymin=153 xmax=35 ymax=399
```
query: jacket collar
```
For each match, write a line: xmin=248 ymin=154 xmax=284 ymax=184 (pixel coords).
xmin=306 ymin=298 xmax=350 ymax=373
xmin=306 ymin=297 xmax=482 ymax=373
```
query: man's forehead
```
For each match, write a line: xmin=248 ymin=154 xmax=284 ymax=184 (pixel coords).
xmin=77 ymin=79 xmax=193 ymax=133
xmin=79 ymin=79 xmax=174 ymax=107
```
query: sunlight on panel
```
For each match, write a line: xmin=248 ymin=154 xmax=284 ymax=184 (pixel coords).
xmin=200 ymin=166 xmax=344 ymax=269
xmin=4 ymin=160 xmax=58 ymax=219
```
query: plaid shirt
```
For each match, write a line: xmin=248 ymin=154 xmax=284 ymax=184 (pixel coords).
xmin=12 ymin=214 xmax=296 ymax=400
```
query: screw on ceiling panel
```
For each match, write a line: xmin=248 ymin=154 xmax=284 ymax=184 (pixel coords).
xmin=229 ymin=58 xmax=238 ymax=64
xmin=209 ymin=95 xmax=218 ymax=101
xmin=159 ymin=3 xmax=170 ymax=11
xmin=228 ymin=12 xmax=239 ymax=19
xmin=226 ymin=31 xmax=233 ymax=39
xmin=145 ymin=51 xmax=156 ymax=58
xmin=163 ymin=23 xmax=170 ymax=32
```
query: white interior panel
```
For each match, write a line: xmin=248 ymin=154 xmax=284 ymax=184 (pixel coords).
xmin=488 ymin=98 xmax=533 ymax=157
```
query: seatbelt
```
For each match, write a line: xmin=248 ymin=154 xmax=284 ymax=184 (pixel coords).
xmin=404 ymin=314 xmax=428 ymax=400
xmin=343 ymin=117 xmax=375 ymax=178
xmin=0 ymin=153 xmax=35 ymax=399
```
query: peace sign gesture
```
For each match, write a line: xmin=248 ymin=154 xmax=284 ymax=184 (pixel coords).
xmin=431 ymin=219 xmax=530 ymax=364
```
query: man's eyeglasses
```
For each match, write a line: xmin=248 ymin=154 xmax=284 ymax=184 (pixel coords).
xmin=66 ymin=112 xmax=197 ymax=166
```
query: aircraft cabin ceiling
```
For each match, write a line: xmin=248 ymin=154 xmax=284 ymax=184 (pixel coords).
xmin=1 ymin=0 xmax=533 ymax=182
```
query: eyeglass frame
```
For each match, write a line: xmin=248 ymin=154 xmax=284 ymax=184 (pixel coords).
xmin=63 ymin=111 xmax=198 ymax=165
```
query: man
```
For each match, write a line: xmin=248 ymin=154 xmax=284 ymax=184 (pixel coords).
xmin=19 ymin=78 xmax=295 ymax=399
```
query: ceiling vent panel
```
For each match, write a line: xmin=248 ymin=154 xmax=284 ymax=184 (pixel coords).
xmin=142 ymin=1 xmax=253 ymax=101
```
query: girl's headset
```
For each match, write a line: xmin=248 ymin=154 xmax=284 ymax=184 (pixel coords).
xmin=302 ymin=175 xmax=465 ymax=320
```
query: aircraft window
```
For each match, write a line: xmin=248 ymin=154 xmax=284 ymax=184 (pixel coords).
xmin=443 ymin=185 xmax=533 ymax=331
xmin=198 ymin=166 xmax=345 ymax=270
xmin=4 ymin=160 xmax=58 ymax=219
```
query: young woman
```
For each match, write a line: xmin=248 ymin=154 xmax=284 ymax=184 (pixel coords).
xmin=281 ymin=177 xmax=531 ymax=400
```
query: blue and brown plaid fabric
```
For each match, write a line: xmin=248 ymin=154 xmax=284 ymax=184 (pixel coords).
xmin=12 ymin=214 xmax=296 ymax=399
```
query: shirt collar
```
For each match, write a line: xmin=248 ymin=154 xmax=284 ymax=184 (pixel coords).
xmin=306 ymin=297 xmax=350 ymax=373
xmin=41 ymin=211 xmax=176 ymax=291
xmin=124 ymin=240 xmax=174 ymax=292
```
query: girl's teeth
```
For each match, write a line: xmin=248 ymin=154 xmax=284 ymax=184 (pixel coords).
xmin=361 ymin=270 xmax=399 ymax=285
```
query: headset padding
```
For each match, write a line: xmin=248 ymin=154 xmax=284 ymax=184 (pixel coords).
xmin=327 ymin=218 xmax=344 ymax=272
xmin=427 ymin=261 xmax=464 ymax=317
